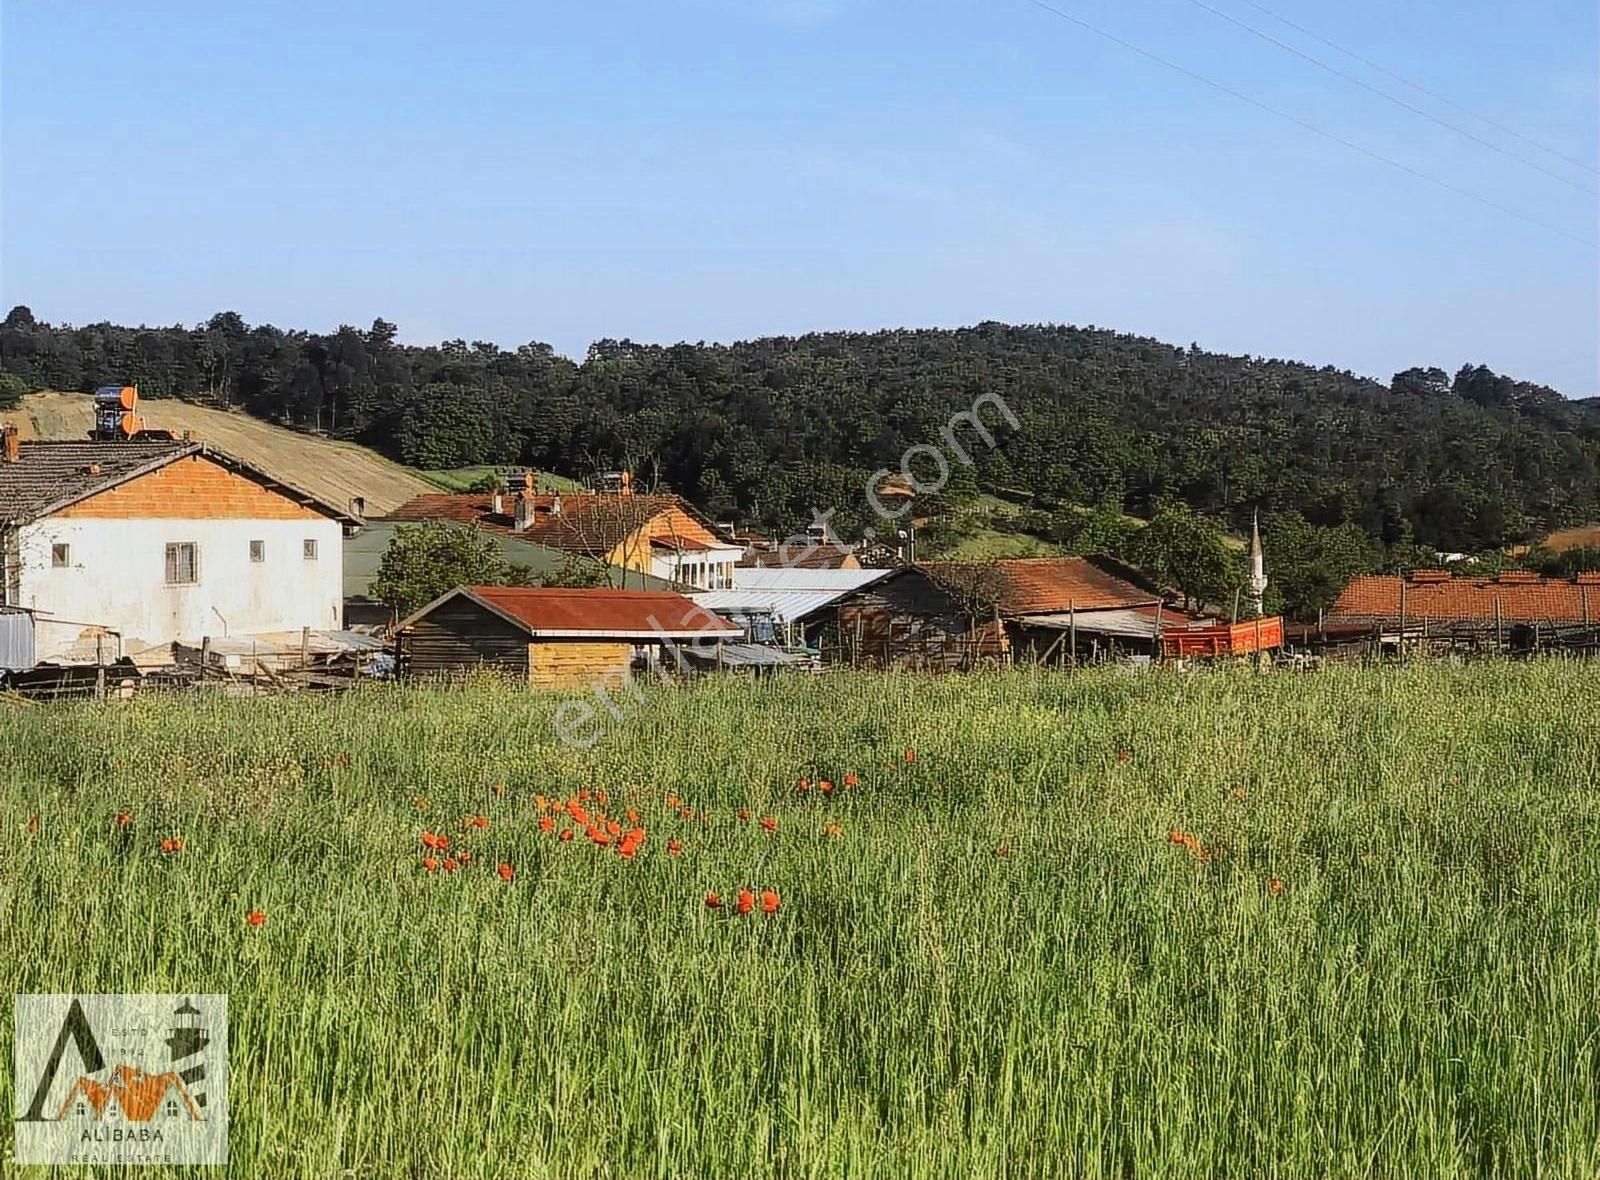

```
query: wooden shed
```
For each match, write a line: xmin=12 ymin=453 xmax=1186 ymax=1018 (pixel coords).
xmin=394 ymin=586 xmax=741 ymax=689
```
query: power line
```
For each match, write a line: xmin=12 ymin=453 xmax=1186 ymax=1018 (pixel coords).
xmin=1233 ymin=0 xmax=1600 ymax=178
xmin=1182 ymin=0 xmax=1596 ymax=197
xmin=1019 ymin=0 xmax=1598 ymax=249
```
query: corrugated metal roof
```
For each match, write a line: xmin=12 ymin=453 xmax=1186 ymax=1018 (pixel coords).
xmin=731 ymin=568 xmax=891 ymax=592
xmin=680 ymin=642 xmax=805 ymax=668
xmin=402 ymin=586 xmax=741 ymax=639
xmin=689 ymin=579 xmax=886 ymax=624
xmin=1023 ymin=608 xmax=1163 ymax=639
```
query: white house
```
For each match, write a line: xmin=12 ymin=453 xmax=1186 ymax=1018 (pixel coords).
xmin=0 ymin=433 xmax=357 ymax=663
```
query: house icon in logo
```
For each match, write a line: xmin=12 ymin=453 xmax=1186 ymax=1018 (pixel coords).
xmin=56 ymin=1065 xmax=202 ymax=1122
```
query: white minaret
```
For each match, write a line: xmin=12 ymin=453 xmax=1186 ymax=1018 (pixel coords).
xmin=1247 ymin=510 xmax=1268 ymax=618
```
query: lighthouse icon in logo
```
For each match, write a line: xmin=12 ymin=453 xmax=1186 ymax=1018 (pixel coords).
xmin=166 ymin=998 xmax=210 ymax=1112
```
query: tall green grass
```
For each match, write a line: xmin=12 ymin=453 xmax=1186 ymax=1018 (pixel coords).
xmin=2 ymin=664 xmax=1598 ymax=1178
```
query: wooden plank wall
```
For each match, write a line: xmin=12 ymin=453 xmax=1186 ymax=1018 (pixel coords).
xmin=528 ymin=641 xmax=634 ymax=689
xmin=401 ymin=597 xmax=529 ymax=677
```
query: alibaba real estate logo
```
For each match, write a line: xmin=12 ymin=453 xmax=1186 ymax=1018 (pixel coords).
xmin=13 ymin=994 xmax=229 ymax=1166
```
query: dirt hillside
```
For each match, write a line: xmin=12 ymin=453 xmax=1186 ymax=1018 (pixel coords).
xmin=1 ymin=391 xmax=435 ymax=515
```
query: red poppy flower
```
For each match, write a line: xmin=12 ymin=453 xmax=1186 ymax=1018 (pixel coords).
xmin=666 ymin=793 xmax=681 ymax=809
xmin=465 ymin=815 xmax=489 ymax=830
xmin=442 ymin=857 xmax=459 ymax=873
xmin=667 ymin=839 xmax=683 ymax=855
xmin=160 ymin=837 xmax=184 ymax=854
xmin=422 ymin=856 xmax=439 ymax=872
xmin=823 ymin=823 xmax=842 ymax=839
xmin=457 ymin=850 xmax=472 ymax=864
xmin=760 ymin=890 xmax=781 ymax=914
xmin=819 ymin=780 xmax=834 ymax=795
xmin=904 ymin=748 xmax=915 ymax=764
xmin=115 ymin=811 xmax=133 ymax=828
xmin=737 ymin=808 xmax=752 ymax=822
xmin=558 ymin=828 xmax=575 ymax=842
xmin=704 ymin=892 xmax=723 ymax=909
xmin=588 ymin=826 xmax=612 ymax=847
xmin=596 ymin=790 xmax=609 ymax=805
xmin=736 ymin=889 xmax=755 ymax=916
xmin=245 ymin=910 xmax=267 ymax=927
xmin=618 ymin=829 xmax=646 ymax=859
xmin=1269 ymin=877 xmax=1284 ymax=896
xmin=798 ymin=777 xmax=811 ymax=792
xmin=497 ymin=863 xmax=514 ymax=882
xmin=760 ymin=816 xmax=778 ymax=833
xmin=843 ymin=773 xmax=858 ymax=788
xmin=539 ymin=816 xmax=556 ymax=832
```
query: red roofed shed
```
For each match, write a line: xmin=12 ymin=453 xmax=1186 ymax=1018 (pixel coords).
xmin=396 ymin=586 xmax=739 ymax=688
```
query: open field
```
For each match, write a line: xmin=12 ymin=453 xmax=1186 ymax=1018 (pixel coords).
xmin=421 ymin=466 xmax=583 ymax=493
xmin=3 ymin=665 xmax=1598 ymax=1177
xmin=1 ymin=392 xmax=436 ymax=515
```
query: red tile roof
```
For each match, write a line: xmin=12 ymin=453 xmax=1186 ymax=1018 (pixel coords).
xmin=922 ymin=557 xmax=1161 ymax=615
xmin=456 ymin=586 xmax=740 ymax=638
xmin=1330 ymin=574 xmax=1600 ymax=624
xmin=386 ymin=492 xmax=727 ymax=558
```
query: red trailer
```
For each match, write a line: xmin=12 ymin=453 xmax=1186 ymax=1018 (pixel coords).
xmin=1161 ymin=616 xmax=1284 ymax=658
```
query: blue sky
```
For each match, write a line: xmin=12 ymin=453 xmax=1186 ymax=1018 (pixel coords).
xmin=2 ymin=0 xmax=1595 ymax=393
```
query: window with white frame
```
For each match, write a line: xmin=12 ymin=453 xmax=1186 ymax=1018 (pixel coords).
xmin=165 ymin=542 xmax=198 ymax=585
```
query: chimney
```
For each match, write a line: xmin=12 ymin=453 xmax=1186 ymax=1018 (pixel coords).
xmin=514 ymin=492 xmax=536 ymax=532
xmin=349 ymin=495 xmax=366 ymax=518
xmin=1 ymin=424 xmax=17 ymax=463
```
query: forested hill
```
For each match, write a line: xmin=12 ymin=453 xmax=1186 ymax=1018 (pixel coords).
xmin=1 ymin=305 xmax=1594 ymax=555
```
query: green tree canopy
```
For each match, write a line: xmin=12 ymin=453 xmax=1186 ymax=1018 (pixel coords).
xmin=371 ymin=522 xmax=534 ymax=617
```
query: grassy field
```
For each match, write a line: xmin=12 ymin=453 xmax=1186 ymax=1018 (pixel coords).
xmin=421 ymin=465 xmax=584 ymax=493
xmin=3 ymin=665 xmax=1598 ymax=1178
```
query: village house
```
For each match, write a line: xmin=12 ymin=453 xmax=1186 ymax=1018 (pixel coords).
xmin=0 ymin=430 xmax=357 ymax=665
xmin=821 ymin=556 xmax=1188 ymax=669
xmin=394 ymin=585 xmax=740 ymax=689
xmin=383 ymin=472 xmax=744 ymax=591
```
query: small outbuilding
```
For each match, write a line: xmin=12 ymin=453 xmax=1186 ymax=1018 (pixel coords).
xmin=394 ymin=585 xmax=740 ymax=689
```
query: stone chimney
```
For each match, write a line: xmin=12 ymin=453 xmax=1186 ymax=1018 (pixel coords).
xmin=514 ymin=492 xmax=536 ymax=531
xmin=1 ymin=424 xmax=17 ymax=463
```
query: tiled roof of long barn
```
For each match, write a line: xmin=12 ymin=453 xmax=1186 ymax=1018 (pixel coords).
xmin=1330 ymin=573 xmax=1600 ymax=624
xmin=921 ymin=557 xmax=1162 ymax=616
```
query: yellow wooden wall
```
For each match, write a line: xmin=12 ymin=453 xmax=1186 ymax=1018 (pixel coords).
xmin=527 ymin=640 xmax=635 ymax=690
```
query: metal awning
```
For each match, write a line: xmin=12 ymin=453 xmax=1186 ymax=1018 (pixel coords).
xmin=1021 ymin=608 xmax=1164 ymax=639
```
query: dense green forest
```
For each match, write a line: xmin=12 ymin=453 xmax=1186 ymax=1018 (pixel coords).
xmin=3 ymin=305 xmax=1596 ymax=603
